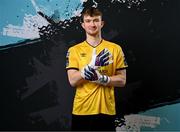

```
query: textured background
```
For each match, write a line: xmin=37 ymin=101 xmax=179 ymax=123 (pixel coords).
xmin=0 ymin=0 xmax=180 ymax=130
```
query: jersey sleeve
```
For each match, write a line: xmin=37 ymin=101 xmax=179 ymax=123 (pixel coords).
xmin=66 ymin=47 xmax=79 ymax=70
xmin=116 ymin=46 xmax=128 ymax=70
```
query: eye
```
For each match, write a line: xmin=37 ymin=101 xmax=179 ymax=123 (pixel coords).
xmin=94 ymin=19 xmax=100 ymax=22
xmin=85 ymin=19 xmax=91 ymax=23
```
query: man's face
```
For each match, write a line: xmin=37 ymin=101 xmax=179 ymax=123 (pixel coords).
xmin=81 ymin=15 xmax=104 ymax=36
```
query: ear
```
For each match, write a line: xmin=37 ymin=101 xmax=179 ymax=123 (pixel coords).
xmin=81 ymin=22 xmax=85 ymax=29
xmin=101 ymin=21 xmax=104 ymax=28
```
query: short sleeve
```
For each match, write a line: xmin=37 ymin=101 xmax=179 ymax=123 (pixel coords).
xmin=66 ymin=47 xmax=79 ymax=70
xmin=116 ymin=46 xmax=128 ymax=70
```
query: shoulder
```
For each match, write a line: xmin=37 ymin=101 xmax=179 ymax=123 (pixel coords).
xmin=103 ymin=39 xmax=123 ymax=49
xmin=68 ymin=41 xmax=84 ymax=51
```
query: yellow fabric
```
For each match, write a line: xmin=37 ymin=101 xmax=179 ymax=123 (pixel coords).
xmin=66 ymin=39 xmax=128 ymax=115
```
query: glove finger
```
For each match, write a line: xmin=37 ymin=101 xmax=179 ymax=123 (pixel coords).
xmin=84 ymin=68 xmax=93 ymax=80
xmin=100 ymin=51 xmax=111 ymax=66
xmin=96 ymin=48 xmax=113 ymax=66
xmin=85 ymin=66 xmax=98 ymax=81
xmin=99 ymin=51 xmax=109 ymax=64
xmin=91 ymin=69 xmax=98 ymax=80
xmin=98 ymin=49 xmax=109 ymax=58
xmin=108 ymin=60 xmax=113 ymax=64
xmin=97 ymin=48 xmax=106 ymax=57
xmin=88 ymin=66 xmax=98 ymax=81
xmin=102 ymin=52 xmax=113 ymax=65
xmin=95 ymin=48 xmax=107 ymax=66
xmin=84 ymin=71 xmax=91 ymax=80
xmin=106 ymin=53 xmax=113 ymax=65
xmin=89 ymin=66 xmax=99 ymax=81
xmin=104 ymin=60 xmax=113 ymax=65
xmin=85 ymin=72 xmax=94 ymax=80
xmin=102 ymin=56 xmax=109 ymax=66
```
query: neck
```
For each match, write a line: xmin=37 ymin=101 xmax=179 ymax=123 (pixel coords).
xmin=86 ymin=33 xmax=102 ymax=47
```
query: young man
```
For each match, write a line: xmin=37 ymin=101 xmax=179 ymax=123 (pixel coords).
xmin=66 ymin=7 xmax=128 ymax=131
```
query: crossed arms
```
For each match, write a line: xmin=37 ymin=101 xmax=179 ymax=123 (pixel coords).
xmin=67 ymin=68 xmax=126 ymax=87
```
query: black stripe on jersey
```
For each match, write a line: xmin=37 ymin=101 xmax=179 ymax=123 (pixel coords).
xmin=66 ymin=67 xmax=79 ymax=71
xmin=116 ymin=67 xmax=127 ymax=71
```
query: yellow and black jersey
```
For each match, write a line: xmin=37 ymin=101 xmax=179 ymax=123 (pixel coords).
xmin=66 ymin=39 xmax=128 ymax=115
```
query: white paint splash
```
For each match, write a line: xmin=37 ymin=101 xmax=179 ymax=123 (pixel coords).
xmin=116 ymin=114 xmax=160 ymax=132
xmin=2 ymin=0 xmax=146 ymax=41
xmin=31 ymin=0 xmax=41 ymax=12
xmin=80 ymin=0 xmax=88 ymax=3
xmin=3 ymin=14 xmax=49 ymax=39
xmin=92 ymin=0 xmax=98 ymax=8
xmin=72 ymin=9 xmax=82 ymax=17
xmin=111 ymin=0 xmax=146 ymax=8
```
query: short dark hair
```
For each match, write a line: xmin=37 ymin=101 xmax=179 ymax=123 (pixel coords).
xmin=81 ymin=7 xmax=103 ymax=22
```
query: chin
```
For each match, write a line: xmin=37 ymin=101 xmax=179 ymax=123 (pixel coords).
xmin=87 ymin=31 xmax=99 ymax=36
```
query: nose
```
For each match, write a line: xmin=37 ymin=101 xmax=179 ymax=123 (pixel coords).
xmin=90 ymin=21 xmax=95 ymax=26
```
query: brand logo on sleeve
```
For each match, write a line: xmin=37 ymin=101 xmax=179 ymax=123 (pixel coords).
xmin=80 ymin=53 xmax=86 ymax=57
xmin=66 ymin=51 xmax=70 ymax=67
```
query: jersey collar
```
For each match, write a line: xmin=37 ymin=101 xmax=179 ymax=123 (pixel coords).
xmin=84 ymin=39 xmax=104 ymax=48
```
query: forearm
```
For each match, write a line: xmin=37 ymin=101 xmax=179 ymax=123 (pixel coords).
xmin=108 ymin=74 xmax=126 ymax=87
xmin=67 ymin=70 xmax=86 ymax=87
xmin=107 ymin=70 xmax=126 ymax=87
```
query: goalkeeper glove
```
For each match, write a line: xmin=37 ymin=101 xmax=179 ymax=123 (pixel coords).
xmin=81 ymin=65 xmax=110 ymax=85
xmin=89 ymin=48 xmax=113 ymax=69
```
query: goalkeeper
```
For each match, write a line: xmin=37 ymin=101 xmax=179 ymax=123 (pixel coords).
xmin=66 ymin=7 xmax=128 ymax=131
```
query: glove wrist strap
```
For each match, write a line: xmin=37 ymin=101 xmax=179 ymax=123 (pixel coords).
xmin=98 ymin=75 xmax=110 ymax=86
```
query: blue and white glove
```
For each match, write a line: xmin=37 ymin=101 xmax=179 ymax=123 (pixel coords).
xmin=81 ymin=65 xmax=110 ymax=85
xmin=89 ymin=48 xmax=113 ymax=69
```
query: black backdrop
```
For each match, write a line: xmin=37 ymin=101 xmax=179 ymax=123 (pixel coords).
xmin=0 ymin=0 xmax=180 ymax=130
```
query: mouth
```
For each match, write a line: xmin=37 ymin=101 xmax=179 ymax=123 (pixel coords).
xmin=89 ymin=28 xmax=97 ymax=31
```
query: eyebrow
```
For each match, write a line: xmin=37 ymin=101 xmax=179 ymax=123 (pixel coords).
xmin=84 ymin=18 xmax=100 ymax=21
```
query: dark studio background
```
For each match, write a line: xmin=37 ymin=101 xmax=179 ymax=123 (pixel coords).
xmin=0 ymin=0 xmax=180 ymax=130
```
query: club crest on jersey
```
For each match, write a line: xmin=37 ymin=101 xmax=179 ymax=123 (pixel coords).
xmin=98 ymin=66 xmax=108 ymax=74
